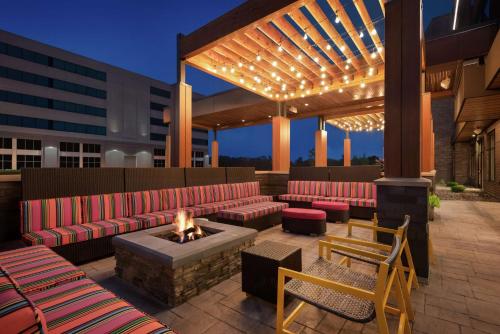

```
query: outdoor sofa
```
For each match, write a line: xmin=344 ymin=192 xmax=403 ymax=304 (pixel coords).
xmin=278 ymin=180 xmax=377 ymax=219
xmin=20 ymin=181 xmax=272 ymax=263
xmin=0 ymin=245 xmax=173 ymax=333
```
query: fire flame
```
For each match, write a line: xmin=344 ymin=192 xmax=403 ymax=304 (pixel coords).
xmin=174 ymin=210 xmax=203 ymax=243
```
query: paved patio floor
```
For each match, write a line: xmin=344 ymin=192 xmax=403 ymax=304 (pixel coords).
xmin=80 ymin=200 xmax=500 ymax=334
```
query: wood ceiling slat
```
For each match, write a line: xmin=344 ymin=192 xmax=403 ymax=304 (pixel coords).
xmin=288 ymin=8 xmax=350 ymax=76
xmin=326 ymin=0 xmax=376 ymax=67
xmin=305 ymin=1 xmax=364 ymax=71
xmin=378 ymin=0 xmax=385 ymax=17
xmin=352 ymin=0 xmax=385 ymax=61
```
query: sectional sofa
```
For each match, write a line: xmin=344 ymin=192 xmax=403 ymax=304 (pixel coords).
xmin=20 ymin=181 xmax=271 ymax=263
xmin=0 ymin=245 xmax=172 ymax=333
xmin=278 ymin=180 xmax=377 ymax=219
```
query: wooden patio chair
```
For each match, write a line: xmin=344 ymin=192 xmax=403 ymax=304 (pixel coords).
xmin=276 ymin=235 xmax=412 ymax=334
xmin=325 ymin=214 xmax=419 ymax=298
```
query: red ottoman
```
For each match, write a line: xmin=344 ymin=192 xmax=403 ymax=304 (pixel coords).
xmin=282 ymin=208 xmax=326 ymax=235
xmin=312 ymin=201 xmax=350 ymax=223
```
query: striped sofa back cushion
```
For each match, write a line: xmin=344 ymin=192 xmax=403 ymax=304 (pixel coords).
xmin=229 ymin=183 xmax=247 ymax=200
xmin=212 ymin=184 xmax=232 ymax=202
xmin=191 ymin=185 xmax=214 ymax=205
xmin=161 ymin=187 xmax=193 ymax=210
xmin=288 ymin=181 xmax=330 ymax=196
xmin=349 ymin=182 xmax=377 ymax=199
xmin=81 ymin=193 xmax=128 ymax=224
xmin=245 ymin=181 xmax=260 ymax=197
xmin=20 ymin=196 xmax=82 ymax=233
xmin=128 ymin=190 xmax=163 ymax=216
xmin=0 ymin=268 xmax=46 ymax=333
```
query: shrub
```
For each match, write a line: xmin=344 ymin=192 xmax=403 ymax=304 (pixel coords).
xmin=447 ymin=181 xmax=458 ymax=187
xmin=451 ymin=185 xmax=466 ymax=193
xmin=429 ymin=194 xmax=441 ymax=208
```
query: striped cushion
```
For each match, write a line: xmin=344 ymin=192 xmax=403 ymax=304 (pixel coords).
xmin=91 ymin=217 xmax=142 ymax=236
xmin=346 ymin=198 xmax=377 ymax=208
xmin=128 ymin=190 xmax=163 ymax=215
xmin=278 ymin=194 xmax=327 ymax=202
xmin=0 ymin=268 xmax=46 ymax=334
xmin=81 ymin=193 xmax=128 ymax=224
xmin=163 ymin=206 xmax=206 ymax=218
xmin=23 ymin=224 xmax=106 ymax=247
xmin=287 ymin=181 xmax=330 ymax=196
xmin=211 ymin=184 xmax=232 ymax=202
xmin=230 ymin=183 xmax=247 ymax=199
xmin=244 ymin=181 xmax=260 ymax=197
xmin=330 ymin=182 xmax=352 ymax=198
xmin=193 ymin=199 xmax=243 ymax=215
xmin=217 ymin=201 xmax=288 ymax=222
xmin=161 ymin=188 xmax=193 ymax=210
xmin=27 ymin=278 xmax=173 ymax=334
xmin=190 ymin=185 xmax=214 ymax=205
xmin=349 ymin=182 xmax=377 ymax=200
xmin=0 ymin=246 xmax=85 ymax=293
xmin=238 ymin=195 xmax=273 ymax=206
xmin=133 ymin=211 xmax=175 ymax=228
xmin=20 ymin=196 xmax=82 ymax=233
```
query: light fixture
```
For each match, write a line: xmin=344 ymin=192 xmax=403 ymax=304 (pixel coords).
xmin=360 ymin=82 xmax=366 ymax=88
xmin=346 ymin=58 xmax=352 ymax=64
xmin=222 ymin=66 xmax=227 ymax=72
xmin=272 ymin=60 xmax=278 ymax=67
xmin=249 ymin=65 xmax=255 ymax=71
xmin=300 ymin=84 xmax=305 ymax=89
xmin=371 ymin=28 xmax=377 ymax=35
xmin=239 ymin=78 xmax=245 ymax=84
xmin=335 ymin=16 xmax=340 ymax=24
xmin=368 ymin=67 xmax=374 ymax=76
xmin=371 ymin=52 xmax=377 ymax=59
xmin=303 ymin=33 xmax=308 ymax=40
xmin=268 ymin=115 xmax=272 ymax=118
xmin=296 ymin=72 xmax=302 ymax=78
xmin=359 ymin=31 xmax=364 ymax=38
xmin=453 ymin=0 xmax=460 ymax=30
xmin=256 ymin=54 xmax=262 ymax=61
xmin=242 ymin=119 xmax=245 ymax=123
xmin=290 ymin=66 xmax=295 ymax=72
xmin=284 ymin=94 xmax=288 ymax=99
xmin=377 ymin=46 xmax=384 ymax=53
xmin=230 ymin=67 xmax=235 ymax=74
xmin=343 ymin=75 xmax=348 ymax=81
xmin=326 ymin=44 xmax=332 ymax=50
xmin=278 ymin=45 xmax=283 ymax=52
xmin=301 ymin=80 xmax=306 ymax=85
xmin=321 ymin=73 xmax=326 ymax=79
xmin=320 ymin=66 xmax=326 ymax=72
xmin=314 ymin=57 xmax=320 ymax=63
xmin=290 ymin=92 xmax=295 ymax=97
xmin=323 ymin=86 xmax=329 ymax=91
xmin=281 ymin=84 xmax=286 ymax=91
xmin=345 ymin=64 xmax=350 ymax=70
xmin=338 ymin=88 xmax=343 ymax=93
xmin=271 ymin=72 xmax=276 ymax=77
xmin=306 ymin=90 xmax=311 ymax=95
xmin=320 ymin=80 xmax=325 ymax=86
xmin=275 ymin=93 xmax=280 ymax=98
xmin=440 ymin=77 xmax=451 ymax=89
xmin=238 ymin=62 xmax=243 ymax=68
xmin=340 ymin=45 xmax=346 ymax=52
xmin=277 ymin=76 xmax=282 ymax=82
xmin=297 ymin=54 xmax=303 ymax=60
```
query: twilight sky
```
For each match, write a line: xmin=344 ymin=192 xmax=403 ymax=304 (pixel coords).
xmin=0 ymin=0 xmax=454 ymax=160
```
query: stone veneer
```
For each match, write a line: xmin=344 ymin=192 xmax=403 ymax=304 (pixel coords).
xmin=113 ymin=220 xmax=257 ymax=307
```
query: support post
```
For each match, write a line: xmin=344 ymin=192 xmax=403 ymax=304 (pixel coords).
xmin=376 ymin=0 xmax=431 ymax=281
xmin=165 ymin=135 xmax=171 ymax=168
xmin=421 ymin=92 xmax=434 ymax=172
xmin=343 ymin=131 xmax=351 ymax=167
xmin=212 ymin=129 xmax=219 ymax=168
xmin=315 ymin=117 xmax=327 ymax=167
xmin=272 ymin=102 xmax=290 ymax=172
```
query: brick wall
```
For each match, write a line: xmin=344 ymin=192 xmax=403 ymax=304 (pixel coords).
xmin=454 ymin=142 xmax=472 ymax=184
xmin=431 ymin=97 xmax=455 ymax=183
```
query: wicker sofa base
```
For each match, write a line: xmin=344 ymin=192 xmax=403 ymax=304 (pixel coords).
xmin=217 ymin=211 xmax=282 ymax=231
xmin=281 ymin=200 xmax=375 ymax=220
xmin=49 ymin=236 xmax=115 ymax=264
xmin=282 ymin=217 xmax=326 ymax=236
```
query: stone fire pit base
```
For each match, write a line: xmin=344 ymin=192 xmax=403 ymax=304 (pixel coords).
xmin=113 ymin=219 xmax=257 ymax=307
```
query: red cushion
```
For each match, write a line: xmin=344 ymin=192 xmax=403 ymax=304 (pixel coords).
xmin=312 ymin=201 xmax=349 ymax=211
xmin=282 ymin=208 xmax=326 ymax=220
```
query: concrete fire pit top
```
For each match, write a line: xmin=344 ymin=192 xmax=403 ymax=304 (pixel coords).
xmin=112 ymin=219 xmax=257 ymax=269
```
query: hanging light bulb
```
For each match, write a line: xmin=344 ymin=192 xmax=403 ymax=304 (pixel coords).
xmin=230 ymin=67 xmax=235 ymax=74
xmin=271 ymin=72 xmax=276 ymax=78
xmin=347 ymin=58 xmax=352 ymax=64
xmin=359 ymin=31 xmax=364 ymax=38
xmin=297 ymin=54 xmax=303 ymax=61
xmin=300 ymin=80 xmax=306 ymax=85
xmin=335 ymin=16 xmax=340 ymax=24
xmin=296 ymin=72 xmax=302 ymax=78
xmin=238 ymin=62 xmax=243 ymax=68
xmin=314 ymin=57 xmax=320 ymax=63
xmin=299 ymin=84 xmax=305 ymax=89
xmin=222 ymin=66 xmax=227 ymax=72
xmin=371 ymin=28 xmax=377 ymax=35
xmin=278 ymin=45 xmax=283 ymax=52
xmin=239 ymin=78 xmax=245 ymax=84
xmin=272 ymin=60 xmax=278 ymax=67
xmin=338 ymin=88 xmax=343 ymax=93
xmin=256 ymin=54 xmax=262 ymax=61
xmin=290 ymin=92 xmax=295 ymax=97
xmin=303 ymin=32 xmax=308 ymax=40
xmin=321 ymin=73 xmax=326 ymax=79
xmin=371 ymin=52 xmax=377 ymax=59
xmin=290 ymin=66 xmax=295 ymax=72
xmin=360 ymin=82 xmax=366 ymax=88
xmin=326 ymin=44 xmax=332 ymax=50
xmin=320 ymin=66 xmax=326 ymax=72
xmin=249 ymin=65 xmax=255 ymax=71
xmin=345 ymin=64 xmax=350 ymax=70
xmin=340 ymin=45 xmax=346 ymax=52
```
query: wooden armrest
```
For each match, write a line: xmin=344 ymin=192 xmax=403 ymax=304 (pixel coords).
xmin=347 ymin=222 xmax=396 ymax=235
xmin=319 ymin=240 xmax=387 ymax=261
xmin=325 ymin=235 xmax=392 ymax=252
xmin=278 ymin=267 xmax=375 ymax=301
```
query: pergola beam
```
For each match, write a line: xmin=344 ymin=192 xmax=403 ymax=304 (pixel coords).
xmin=179 ymin=0 xmax=310 ymax=59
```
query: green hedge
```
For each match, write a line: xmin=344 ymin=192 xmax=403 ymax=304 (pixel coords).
xmin=451 ymin=185 xmax=466 ymax=193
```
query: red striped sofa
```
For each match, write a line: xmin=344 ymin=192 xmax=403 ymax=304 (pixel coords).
xmin=278 ymin=180 xmax=377 ymax=219
xmin=20 ymin=181 xmax=271 ymax=263
xmin=0 ymin=246 xmax=173 ymax=333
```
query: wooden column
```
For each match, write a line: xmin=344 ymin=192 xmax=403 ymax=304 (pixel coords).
xmin=384 ymin=0 xmax=423 ymax=178
xmin=165 ymin=135 xmax=171 ymax=168
xmin=272 ymin=115 xmax=290 ymax=172
xmin=211 ymin=130 xmax=219 ymax=168
xmin=343 ymin=132 xmax=351 ymax=166
xmin=315 ymin=117 xmax=327 ymax=167
xmin=171 ymin=82 xmax=192 ymax=168
xmin=421 ymin=92 xmax=434 ymax=172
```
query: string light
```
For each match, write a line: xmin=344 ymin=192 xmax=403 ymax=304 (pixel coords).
xmin=272 ymin=60 xmax=278 ymax=67
xmin=321 ymin=73 xmax=326 ymax=79
xmin=296 ymin=72 xmax=302 ymax=78
xmin=338 ymin=88 xmax=343 ymax=93
xmin=326 ymin=44 xmax=332 ymax=50
xmin=249 ymin=65 xmax=255 ymax=71
xmin=300 ymin=80 xmax=306 ymax=85
xmin=230 ymin=67 xmax=235 ymax=74
xmin=345 ymin=64 xmax=350 ymax=70
xmin=239 ymin=78 xmax=245 ymax=84
xmin=290 ymin=66 xmax=295 ymax=72
xmin=320 ymin=66 xmax=326 ymax=72
xmin=314 ymin=57 xmax=320 ymax=63
xmin=371 ymin=28 xmax=377 ymax=35
xmin=371 ymin=52 xmax=377 ymax=59
xmin=256 ymin=54 xmax=262 ymax=61
xmin=335 ymin=16 xmax=340 ymax=24
xmin=303 ymin=33 xmax=308 ymax=40
xmin=297 ymin=54 xmax=303 ymax=60
xmin=238 ymin=62 xmax=243 ymax=68
xmin=340 ymin=45 xmax=346 ymax=52
xmin=360 ymin=82 xmax=366 ymax=88
xmin=359 ymin=31 xmax=364 ymax=38
xmin=278 ymin=45 xmax=283 ymax=52
xmin=222 ymin=66 xmax=227 ymax=72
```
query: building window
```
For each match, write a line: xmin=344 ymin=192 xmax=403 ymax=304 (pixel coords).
xmin=83 ymin=143 xmax=101 ymax=153
xmin=195 ymin=161 xmax=204 ymax=167
xmin=154 ymin=148 xmax=165 ymax=156
xmin=488 ymin=130 xmax=495 ymax=181
xmin=150 ymin=117 xmax=167 ymax=127
xmin=0 ymin=154 xmax=12 ymax=170
xmin=150 ymin=133 xmax=165 ymax=142
xmin=150 ymin=87 xmax=171 ymax=99
xmin=153 ymin=148 xmax=166 ymax=168
xmin=0 ymin=113 xmax=106 ymax=136
xmin=0 ymin=137 xmax=12 ymax=149
xmin=60 ymin=142 xmax=79 ymax=152
xmin=83 ymin=157 xmax=100 ymax=168
xmin=192 ymin=138 xmax=209 ymax=146
xmin=17 ymin=139 xmax=41 ymax=150
xmin=150 ymin=102 xmax=167 ymax=111
xmin=60 ymin=156 xmax=79 ymax=168
xmin=17 ymin=155 xmax=41 ymax=169
xmin=154 ymin=159 xmax=166 ymax=168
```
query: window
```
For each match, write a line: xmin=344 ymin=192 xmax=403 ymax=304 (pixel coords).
xmin=0 ymin=66 xmax=106 ymax=99
xmin=17 ymin=139 xmax=41 ymax=150
xmin=192 ymin=138 xmax=209 ymax=146
xmin=0 ymin=90 xmax=106 ymax=117
xmin=195 ymin=161 xmax=204 ymax=167
xmin=0 ymin=42 xmax=106 ymax=81
xmin=0 ymin=137 xmax=12 ymax=149
xmin=60 ymin=156 xmax=79 ymax=168
xmin=154 ymin=148 xmax=165 ymax=156
xmin=154 ymin=159 xmax=166 ymax=168
xmin=0 ymin=154 xmax=12 ymax=170
xmin=83 ymin=157 xmax=100 ymax=168
xmin=0 ymin=113 xmax=106 ymax=136
xmin=83 ymin=143 xmax=101 ymax=153
xmin=150 ymin=87 xmax=171 ymax=99
xmin=17 ymin=155 xmax=41 ymax=169
xmin=488 ymin=130 xmax=495 ymax=181
xmin=195 ymin=151 xmax=204 ymax=158
xmin=150 ymin=133 xmax=165 ymax=142
xmin=60 ymin=142 xmax=79 ymax=152
xmin=150 ymin=102 xmax=167 ymax=111
xmin=150 ymin=117 xmax=167 ymax=127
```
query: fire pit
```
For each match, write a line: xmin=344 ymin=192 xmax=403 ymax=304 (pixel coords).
xmin=113 ymin=216 xmax=256 ymax=307
xmin=157 ymin=211 xmax=217 ymax=243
